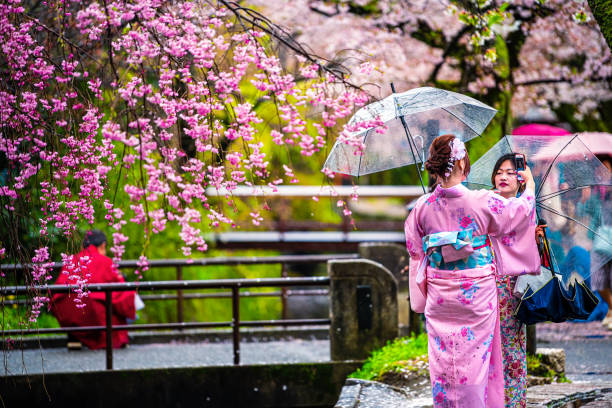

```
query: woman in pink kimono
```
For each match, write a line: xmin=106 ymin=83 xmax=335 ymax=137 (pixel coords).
xmin=491 ymin=154 xmax=540 ymax=408
xmin=405 ymin=135 xmax=539 ymax=407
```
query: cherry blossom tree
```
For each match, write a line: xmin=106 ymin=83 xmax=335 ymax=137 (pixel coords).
xmin=0 ymin=0 xmax=369 ymax=322
xmin=2 ymin=0 xmax=611 ymax=326
xmin=249 ymin=0 xmax=611 ymax=130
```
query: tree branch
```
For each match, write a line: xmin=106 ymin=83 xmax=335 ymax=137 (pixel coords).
xmin=217 ymin=0 xmax=362 ymax=90
xmin=515 ymin=75 xmax=612 ymax=86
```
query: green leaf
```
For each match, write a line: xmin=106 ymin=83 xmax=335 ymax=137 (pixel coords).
xmin=493 ymin=35 xmax=510 ymax=79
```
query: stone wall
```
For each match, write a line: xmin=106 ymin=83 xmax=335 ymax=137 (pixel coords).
xmin=0 ymin=361 xmax=362 ymax=408
xmin=358 ymin=243 xmax=410 ymax=331
xmin=329 ymin=259 xmax=398 ymax=361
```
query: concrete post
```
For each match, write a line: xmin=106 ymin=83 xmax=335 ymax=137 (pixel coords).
xmin=358 ymin=243 xmax=416 ymax=336
xmin=328 ymin=259 xmax=398 ymax=361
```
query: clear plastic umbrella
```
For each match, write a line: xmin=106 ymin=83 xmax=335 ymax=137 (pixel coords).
xmin=465 ymin=134 xmax=612 ymax=284
xmin=323 ymin=87 xmax=497 ymax=190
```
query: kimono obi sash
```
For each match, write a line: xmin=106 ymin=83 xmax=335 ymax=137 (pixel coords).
xmin=422 ymin=228 xmax=493 ymax=271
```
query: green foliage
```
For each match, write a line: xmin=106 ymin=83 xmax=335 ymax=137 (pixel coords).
xmin=588 ymin=0 xmax=612 ymax=51
xmin=493 ymin=35 xmax=510 ymax=80
xmin=349 ymin=333 xmax=428 ymax=381
xmin=526 ymin=353 xmax=571 ymax=383
xmin=412 ymin=20 xmax=446 ymax=49
xmin=346 ymin=0 xmax=381 ymax=16
xmin=554 ymin=102 xmax=611 ymax=133
xmin=135 ymin=249 xmax=284 ymax=325
xmin=1 ymin=305 xmax=59 ymax=332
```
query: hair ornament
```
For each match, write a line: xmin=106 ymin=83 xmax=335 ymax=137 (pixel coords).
xmin=444 ymin=137 xmax=466 ymax=177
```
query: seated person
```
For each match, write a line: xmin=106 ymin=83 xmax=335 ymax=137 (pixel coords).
xmin=51 ymin=230 xmax=136 ymax=349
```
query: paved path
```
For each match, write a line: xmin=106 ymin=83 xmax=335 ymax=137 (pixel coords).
xmin=538 ymin=321 xmax=612 ymax=383
xmin=537 ymin=321 xmax=612 ymax=342
xmin=2 ymin=339 xmax=330 ymax=376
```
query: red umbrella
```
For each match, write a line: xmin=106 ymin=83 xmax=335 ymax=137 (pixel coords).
xmin=512 ymin=123 xmax=571 ymax=137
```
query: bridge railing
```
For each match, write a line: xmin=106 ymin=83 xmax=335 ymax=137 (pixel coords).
xmin=1 ymin=276 xmax=335 ymax=369
xmin=1 ymin=253 xmax=359 ymax=322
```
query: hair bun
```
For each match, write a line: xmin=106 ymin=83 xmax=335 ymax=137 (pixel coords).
xmin=424 ymin=134 xmax=470 ymax=179
xmin=425 ymin=135 xmax=454 ymax=178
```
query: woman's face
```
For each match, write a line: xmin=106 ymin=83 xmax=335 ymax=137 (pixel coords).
xmin=494 ymin=159 xmax=520 ymax=198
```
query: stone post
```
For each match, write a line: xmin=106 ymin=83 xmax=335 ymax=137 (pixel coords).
xmin=358 ymin=243 xmax=417 ymax=336
xmin=328 ymin=259 xmax=398 ymax=361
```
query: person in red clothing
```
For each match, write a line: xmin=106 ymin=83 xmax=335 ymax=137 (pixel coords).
xmin=51 ymin=230 xmax=136 ymax=349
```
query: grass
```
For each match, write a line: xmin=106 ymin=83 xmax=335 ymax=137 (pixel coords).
xmin=1 ymin=306 xmax=60 ymax=339
xmin=349 ymin=333 xmax=428 ymax=381
xmin=527 ymin=353 xmax=571 ymax=383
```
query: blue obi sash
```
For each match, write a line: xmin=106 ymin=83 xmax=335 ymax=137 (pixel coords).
xmin=422 ymin=228 xmax=493 ymax=270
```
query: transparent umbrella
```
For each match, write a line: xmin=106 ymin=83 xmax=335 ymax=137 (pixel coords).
xmin=465 ymin=134 xmax=612 ymax=283
xmin=465 ymin=134 xmax=612 ymax=323
xmin=323 ymin=86 xmax=497 ymax=191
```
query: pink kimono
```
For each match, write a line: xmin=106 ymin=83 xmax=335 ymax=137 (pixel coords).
xmin=492 ymin=191 xmax=538 ymax=408
xmin=405 ymin=183 xmax=537 ymax=408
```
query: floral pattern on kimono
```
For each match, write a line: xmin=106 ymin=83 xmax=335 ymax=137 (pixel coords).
xmin=497 ymin=275 xmax=527 ymax=408
xmin=488 ymin=197 xmax=505 ymax=215
xmin=405 ymin=184 xmax=538 ymax=408
xmin=501 ymin=231 xmax=517 ymax=247
xmin=426 ymin=189 xmax=448 ymax=211
xmin=458 ymin=280 xmax=480 ymax=305
xmin=423 ymin=265 xmax=503 ymax=408
xmin=451 ymin=208 xmax=480 ymax=232
xmin=432 ymin=376 xmax=450 ymax=406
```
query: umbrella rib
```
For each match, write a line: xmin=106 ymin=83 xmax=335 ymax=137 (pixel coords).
xmin=448 ymin=92 xmax=496 ymax=111
xmin=538 ymin=184 xmax=612 ymax=202
xmin=439 ymin=106 xmax=482 ymax=138
xmin=402 ymin=119 xmax=427 ymax=193
xmin=535 ymin=134 xmax=579 ymax=197
xmin=538 ymin=202 xmax=612 ymax=246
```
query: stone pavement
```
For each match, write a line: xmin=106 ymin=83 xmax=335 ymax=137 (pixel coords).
xmin=537 ymin=321 xmax=612 ymax=342
xmin=2 ymin=338 xmax=330 ymax=376
xmin=335 ymin=379 xmax=612 ymax=408
xmin=538 ymin=322 xmax=612 ymax=383
xmin=526 ymin=383 xmax=612 ymax=407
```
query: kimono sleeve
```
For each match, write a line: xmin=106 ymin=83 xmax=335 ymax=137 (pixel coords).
xmin=404 ymin=205 xmax=427 ymax=313
xmin=486 ymin=187 xmax=536 ymax=238
xmin=486 ymin=188 xmax=540 ymax=276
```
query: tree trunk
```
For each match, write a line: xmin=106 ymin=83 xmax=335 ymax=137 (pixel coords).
xmin=588 ymin=0 xmax=612 ymax=51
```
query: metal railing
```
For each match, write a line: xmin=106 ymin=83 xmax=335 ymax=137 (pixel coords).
xmin=1 ymin=276 xmax=332 ymax=369
xmin=1 ymin=253 xmax=359 ymax=320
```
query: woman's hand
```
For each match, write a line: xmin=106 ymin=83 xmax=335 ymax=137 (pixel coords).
xmin=518 ymin=166 xmax=535 ymax=191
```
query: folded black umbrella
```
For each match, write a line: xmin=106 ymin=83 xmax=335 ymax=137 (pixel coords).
xmin=515 ymin=274 xmax=570 ymax=325
xmin=566 ymin=280 xmax=600 ymax=320
xmin=514 ymin=224 xmax=599 ymax=325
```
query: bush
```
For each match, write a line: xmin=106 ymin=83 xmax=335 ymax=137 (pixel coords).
xmin=349 ymin=333 xmax=428 ymax=381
